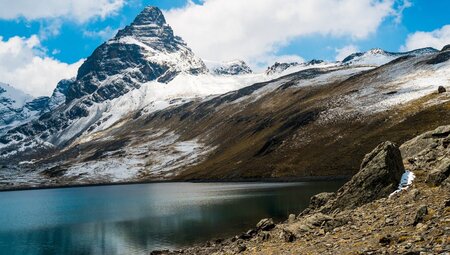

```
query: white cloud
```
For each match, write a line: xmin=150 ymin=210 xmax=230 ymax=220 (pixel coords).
xmin=393 ymin=0 xmax=411 ymax=23
xmin=38 ymin=19 xmax=63 ymax=40
xmin=401 ymin=24 xmax=450 ymax=51
xmin=335 ymin=45 xmax=359 ymax=61
xmin=0 ymin=0 xmax=124 ymax=23
xmin=165 ymin=0 xmax=405 ymax=66
xmin=0 ymin=35 xmax=83 ymax=97
xmin=83 ymin=26 xmax=119 ymax=41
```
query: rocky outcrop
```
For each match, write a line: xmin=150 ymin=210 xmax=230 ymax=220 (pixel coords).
xmin=212 ymin=60 xmax=252 ymax=75
xmin=265 ymin=62 xmax=299 ymax=75
xmin=320 ymin=141 xmax=405 ymax=212
xmin=256 ymin=218 xmax=275 ymax=231
xmin=170 ymin=126 xmax=450 ymax=254
xmin=438 ymin=86 xmax=447 ymax=93
xmin=426 ymin=158 xmax=450 ymax=186
xmin=265 ymin=59 xmax=324 ymax=75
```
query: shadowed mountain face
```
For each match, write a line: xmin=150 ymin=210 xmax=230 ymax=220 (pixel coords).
xmin=0 ymin=7 xmax=450 ymax=189
xmin=68 ymin=7 xmax=207 ymax=103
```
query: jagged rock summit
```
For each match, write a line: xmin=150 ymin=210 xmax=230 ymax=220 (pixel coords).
xmin=67 ymin=6 xmax=207 ymax=103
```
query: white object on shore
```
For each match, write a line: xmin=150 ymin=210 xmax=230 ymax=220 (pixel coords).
xmin=389 ymin=170 xmax=416 ymax=197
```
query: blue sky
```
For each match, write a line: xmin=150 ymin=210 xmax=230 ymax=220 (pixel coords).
xmin=0 ymin=0 xmax=449 ymax=96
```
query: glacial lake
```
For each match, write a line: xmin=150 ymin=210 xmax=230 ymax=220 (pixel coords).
xmin=0 ymin=181 xmax=345 ymax=255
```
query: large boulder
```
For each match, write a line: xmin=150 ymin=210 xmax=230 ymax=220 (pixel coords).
xmin=426 ymin=158 xmax=450 ymax=186
xmin=323 ymin=141 xmax=405 ymax=212
xmin=401 ymin=125 xmax=450 ymax=159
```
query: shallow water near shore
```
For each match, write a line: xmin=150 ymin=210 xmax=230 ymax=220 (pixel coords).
xmin=0 ymin=181 xmax=345 ymax=255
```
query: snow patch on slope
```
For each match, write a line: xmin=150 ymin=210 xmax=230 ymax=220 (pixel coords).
xmin=65 ymin=131 xmax=214 ymax=181
xmin=0 ymin=82 xmax=33 ymax=108
xmin=79 ymin=72 xmax=271 ymax=136
xmin=320 ymin=55 xmax=450 ymax=123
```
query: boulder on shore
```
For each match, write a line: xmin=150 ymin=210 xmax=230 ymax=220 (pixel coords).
xmin=322 ymin=141 xmax=405 ymax=212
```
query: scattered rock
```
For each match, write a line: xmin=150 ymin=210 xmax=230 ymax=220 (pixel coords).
xmin=259 ymin=232 xmax=270 ymax=242
xmin=413 ymin=205 xmax=428 ymax=226
xmin=236 ymin=244 xmax=246 ymax=253
xmin=323 ymin=141 xmax=405 ymax=212
xmin=288 ymin=214 xmax=296 ymax=223
xmin=445 ymin=199 xmax=450 ymax=207
xmin=245 ymin=229 xmax=256 ymax=236
xmin=415 ymin=223 xmax=428 ymax=232
xmin=425 ymin=159 xmax=450 ymax=186
xmin=438 ymin=86 xmax=446 ymax=93
xmin=280 ymin=229 xmax=296 ymax=242
xmin=256 ymin=218 xmax=275 ymax=231
xmin=318 ymin=228 xmax=325 ymax=235
xmin=238 ymin=233 xmax=252 ymax=240
xmin=379 ymin=235 xmax=393 ymax=246
xmin=385 ymin=218 xmax=394 ymax=225
xmin=409 ymin=188 xmax=420 ymax=200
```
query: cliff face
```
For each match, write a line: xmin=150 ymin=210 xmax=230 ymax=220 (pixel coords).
xmin=166 ymin=125 xmax=450 ymax=255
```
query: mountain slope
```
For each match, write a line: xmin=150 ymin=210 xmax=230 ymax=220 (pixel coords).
xmin=1 ymin=46 xmax=449 ymax=189
xmin=0 ymin=6 xmax=449 ymax=189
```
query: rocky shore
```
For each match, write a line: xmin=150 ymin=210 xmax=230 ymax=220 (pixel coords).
xmin=152 ymin=125 xmax=450 ymax=254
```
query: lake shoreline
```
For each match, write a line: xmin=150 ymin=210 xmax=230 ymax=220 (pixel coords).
xmin=0 ymin=175 xmax=351 ymax=192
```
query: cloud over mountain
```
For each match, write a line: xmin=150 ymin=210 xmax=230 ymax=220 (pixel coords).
xmin=402 ymin=24 xmax=450 ymax=51
xmin=0 ymin=35 xmax=83 ymax=96
xmin=165 ymin=0 xmax=408 ymax=66
xmin=0 ymin=0 xmax=124 ymax=22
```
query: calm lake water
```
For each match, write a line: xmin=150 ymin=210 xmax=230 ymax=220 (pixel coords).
xmin=0 ymin=181 xmax=345 ymax=255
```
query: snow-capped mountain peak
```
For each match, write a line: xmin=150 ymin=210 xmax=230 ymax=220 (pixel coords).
xmin=342 ymin=47 xmax=438 ymax=66
xmin=367 ymin=48 xmax=385 ymax=55
xmin=67 ymin=6 xmax=208 ymax=103
xmin=0 ymin=83 xmax=50 ymax=135
xmin=0 ymin=6 xmax=210 ymax=151
xmin=207 ymin=60 xmax=253 ymax=75
xmin=0 ymin=82 xmax=33 ymax=109
xmin=114 ymin=6 xmax=186 ymax=51
xmin=133 ymin=6 xmax=167 ymax=26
